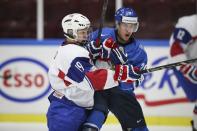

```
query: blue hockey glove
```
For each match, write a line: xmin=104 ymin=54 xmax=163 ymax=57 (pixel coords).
xmin=179 ymin=63 xmax=197 ymax=84
xmin=134 ymin=65 xmax=146 ymax=87
xmin=114 ymin=64 xmax=141 ymax=83
xmin=86 ymin=41 xmax=101 ymax=59
xmin=133 ymin=74 xmax=144 ymax=87
xmin=110 ymin=47 xmax=128 ymax=65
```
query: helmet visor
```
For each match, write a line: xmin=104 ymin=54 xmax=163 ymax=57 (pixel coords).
xmin=119 ymin=22 xmax=139 ymax=33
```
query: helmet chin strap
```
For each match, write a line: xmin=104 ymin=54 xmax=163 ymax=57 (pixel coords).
xmin=64 ymin=33 xmax=77 ymax=42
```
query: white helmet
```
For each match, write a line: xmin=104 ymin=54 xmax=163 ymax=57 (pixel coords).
xmin=61 ymin=13 xmax=90 ymax=40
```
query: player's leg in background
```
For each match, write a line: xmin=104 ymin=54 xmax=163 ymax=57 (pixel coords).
xmin=109 ymin=87 xmax=148 ymax=131
xmin=82 ymin=90 xmax=110 ymax=131
xmin=192 ymin=101 xmax=197 ymax=131
xmin=173 ymin=69 xmax=197 ymax=131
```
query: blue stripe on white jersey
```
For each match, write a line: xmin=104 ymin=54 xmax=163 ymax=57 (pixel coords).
xmin=173 ymin=28 xmax=192 ymax=44
xmin=84 ymin=76 xmax=94 ymax=90
xmin=67 ymin=57 xmax=93 ymax=83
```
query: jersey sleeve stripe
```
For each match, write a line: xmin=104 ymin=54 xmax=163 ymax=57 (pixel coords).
xmin=58 ymin=69 xmax=72 ymax=87
xmin=170 ymin=41 xmax=184 ymax=57
xmin=85 ymin=69 xmax=107 ymax=91
xmin=84 ymin=76 xmax=94 ymax=90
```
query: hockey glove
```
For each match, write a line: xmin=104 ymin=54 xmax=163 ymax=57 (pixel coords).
xmin=114 ymin=64 xmax=141 ymax=83
xmin=100 ymin=38 xmax=118 ymax=60
xmin=100 ymin=37 xmax=128 ymax=64
xmin=110 ymin=47 xmax=128 ymax=65
xmin=86 ymin=41 xmax=101 ymax=59
xmin=179 ymin=63 xmax=197 ymax=84
xmin=134 ymin=74 xmax=144 ymax=87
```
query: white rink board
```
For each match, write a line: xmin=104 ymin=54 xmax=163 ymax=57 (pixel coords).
xmin=0 ymin=40 xmax=193 ymax=119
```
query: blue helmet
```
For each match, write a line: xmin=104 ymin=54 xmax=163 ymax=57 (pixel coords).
xmin=115 ymin=7 xmax=139 ymax=32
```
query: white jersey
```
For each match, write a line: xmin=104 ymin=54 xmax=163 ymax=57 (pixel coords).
xmin=48 ymin=43 xmax=118 ymax=108
xmin=169 ymin=14 xmax=197 ymax=66
xmin=169 ymin=15 xmax=197 ymax=130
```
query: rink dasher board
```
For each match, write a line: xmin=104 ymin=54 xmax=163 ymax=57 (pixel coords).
xmin=0 ymin=39 xmax=193 ymax=126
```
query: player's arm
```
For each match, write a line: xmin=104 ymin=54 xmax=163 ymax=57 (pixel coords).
xmin=170 ymin=28 xmax=192 ymax=59
xmin=133 ymin=59 xmax=147 ymax=87
xmin=92 ymin=37 xmax=127 ymax=64
xmin=86 ymin=29 xmax=110 ymax=60
xmin=61 ymin=56 xmax=119 ymax=91
xmin=178 ymin=63 xmax=197 ymax=84
xmin=170 ymin=28 xmax=197 ymax=84
xmin=86 ymin=40 xmax=101 ymax=59
xmin=126 ymin=44 xmax=148 ymax=87
xmin=99 ymin=37 xmax=147 ymax=87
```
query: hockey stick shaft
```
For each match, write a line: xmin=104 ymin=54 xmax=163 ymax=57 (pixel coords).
xmin=139 ymin=58 xmax=197 ymax=74
xmin=96 ymin=0 xmax=108 ymax=47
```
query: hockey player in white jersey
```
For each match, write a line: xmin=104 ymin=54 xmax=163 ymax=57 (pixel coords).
xmin=169 ymin=14 xmax=197 ymax=131
xmin=46 ymin=13 xmax=135 ymax=131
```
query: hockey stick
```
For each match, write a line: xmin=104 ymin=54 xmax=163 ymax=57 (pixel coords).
xmin=139 ymin=58 xmax=197 ymax=74
xmin=96 ymin=0 xmax=108 ymax=47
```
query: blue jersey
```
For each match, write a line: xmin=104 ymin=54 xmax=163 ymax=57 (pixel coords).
xmin=90 ymin=27 xmax=148 ymax=90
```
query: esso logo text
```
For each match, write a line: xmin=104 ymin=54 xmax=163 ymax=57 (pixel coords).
xmin=0 ymin=57 xmax=51 ymax=102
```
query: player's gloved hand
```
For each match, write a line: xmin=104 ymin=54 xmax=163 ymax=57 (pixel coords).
xmin=86 ymin=41 xmax=101 ymax=59
xmin=179 ymin=63 xmax=197 ymax=84
xmin=134 ymin=74 xmax=144 ymax=87
xmin=118 ymin=74 xmax=144 ymax=92
xmin=133 ymin=65 xmax=147 ymax=87
xmin=114 ymin=64 xmax=141 ymax=83
xmin=100 ymin=37 xmax=128 ymax=64
xmin=100 ymin=38 xmax=118 ymax=60
xmin=110 ymin=47 xmax=128 ymax=65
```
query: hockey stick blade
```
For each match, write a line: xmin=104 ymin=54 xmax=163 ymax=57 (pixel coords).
xmin=139 ymin=58 xmax=197 ymax=74
xmin=96 ymin=0 xmax=108 ymax=47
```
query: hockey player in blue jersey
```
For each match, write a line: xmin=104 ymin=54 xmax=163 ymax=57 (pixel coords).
xmin=46 ymin=13 xmax=136 ymax=131
xmin=169 ymin=14 xmax=197 ymax=131
xmin=82 ymin=7 xmax=149 ymax=131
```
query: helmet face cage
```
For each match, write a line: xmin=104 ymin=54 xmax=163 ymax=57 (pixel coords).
xmin=61 ymin=13 xmax=91 ymax=41
xmin=115 ymin=7 xmax=139 ymax=32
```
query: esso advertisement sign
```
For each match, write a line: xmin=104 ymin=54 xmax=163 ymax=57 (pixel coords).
xmin=0 ymin=57 xmax=50 ymax=102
